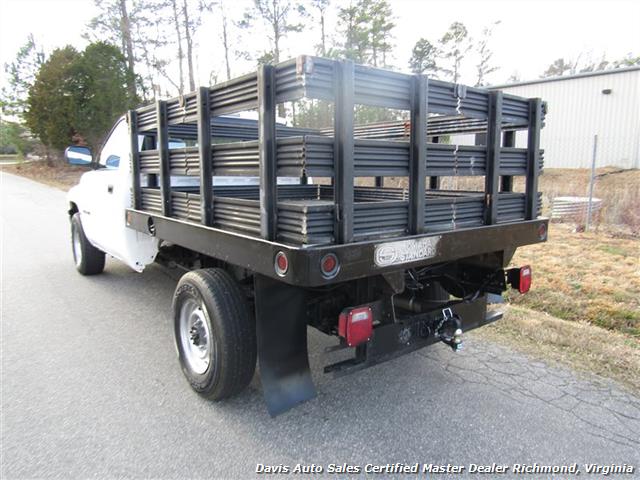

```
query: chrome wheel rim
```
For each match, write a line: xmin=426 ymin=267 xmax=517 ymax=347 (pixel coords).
xmin=72 ymin=225 xmax=82 ymax=267
xmin=179 ymin=298 xmax=212 ymax=374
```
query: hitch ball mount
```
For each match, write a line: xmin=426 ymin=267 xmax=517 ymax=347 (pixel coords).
xmin=435 ymin=308 xmax=464 ymax=351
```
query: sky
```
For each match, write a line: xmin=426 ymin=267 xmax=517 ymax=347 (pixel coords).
xmin=1 ymin=0 xmax=639 ymax=93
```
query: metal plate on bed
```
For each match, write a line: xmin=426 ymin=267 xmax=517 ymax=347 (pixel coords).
xmin=374 ymin=236 xmax=441 ymax=267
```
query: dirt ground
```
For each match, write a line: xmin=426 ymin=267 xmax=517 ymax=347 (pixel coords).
xmin=1 ymin=161 xmax=90 ymax=190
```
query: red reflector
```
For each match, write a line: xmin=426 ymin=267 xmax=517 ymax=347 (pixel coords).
xmin=320 ymin=253 xmax=339 ymax=278
xmin=274 ymin=251 xmax=288 ymax=276
xmin=519 ymin=265 xmax=532 ymax=293
xmin=338 ymin=306 xmax=373 ymax=347
xmin=323 ymin=255 xmax=336 ymax=272
xmin=538 ymin=222 xmax=547 ymax=240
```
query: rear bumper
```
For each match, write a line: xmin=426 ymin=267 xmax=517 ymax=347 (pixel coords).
xmin=325 ymin=295 xmax=500 ymax=376
xmin=126 ymin=209 xmax=548 ymax=287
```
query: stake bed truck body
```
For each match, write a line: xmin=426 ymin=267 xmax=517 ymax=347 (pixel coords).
xmin=66 ymin=56 xmax=548 ymax=415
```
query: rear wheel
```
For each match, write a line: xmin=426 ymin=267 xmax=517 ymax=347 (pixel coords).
xmin=71 ymin=213 xmax=105 ymax=275
xmin=173 ymin=268 xmax=256 ymax=400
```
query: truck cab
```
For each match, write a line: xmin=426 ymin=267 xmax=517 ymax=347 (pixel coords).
xmin=67 ymin=117 xmax=158 ymax=272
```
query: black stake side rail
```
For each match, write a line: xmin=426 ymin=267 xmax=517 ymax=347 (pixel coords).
xmin=141 ymin=114 xmax=544 ymax=142
xmin=126 ymin=208 xmax=548 ymax=288
xmin=128 ymin=55 xmax=544 ymax=246
xmin=134 ymin=56 xmax=540 ymax=132
xmin=137 ymin=137 xmax=544 ymax=178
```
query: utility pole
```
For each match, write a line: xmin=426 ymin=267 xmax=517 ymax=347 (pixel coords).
xmin=586 ymin=134 xmax=598 ymax=231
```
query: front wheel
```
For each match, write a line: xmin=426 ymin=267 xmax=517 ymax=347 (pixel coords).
xmin=71 ymin=213 xmax=105 ymax=275
xmin=173 ymin=268 xmax=256 ymax=400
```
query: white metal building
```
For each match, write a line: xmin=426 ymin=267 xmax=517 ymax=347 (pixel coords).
xmin=493 ymin=67 xmax=640 ymax=169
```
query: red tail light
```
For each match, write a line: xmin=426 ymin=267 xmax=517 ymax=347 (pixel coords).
xmin=338 ymin=306 xmax=373 ymax=347
xmin=519 ymin=265 xmax=532 ymax=293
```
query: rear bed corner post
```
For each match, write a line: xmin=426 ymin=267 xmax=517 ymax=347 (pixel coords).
xmin=484 ymin=91 xmax=503 ymax=225
xmin=156 ymin=99 xmax=172 ymax=217
xmin=334 ymin=59 xmax=355 ymax=243
xmin=253 ymin=274 xmax=317 ymax=416
xmin=258 ymin=64 xmax=278 ymax=240
xmin=525 ymin=98 xmax=542 ymax=220
xmin=409 ymin=74 xmax=427 ymax=234
xmin=197 ymin=86 xmax=213 ymax=226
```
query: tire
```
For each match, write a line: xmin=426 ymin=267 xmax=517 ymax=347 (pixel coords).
xmin=173 ymin=268 xmax=256 ymax=400
xmin=71 ymin=213 xmax=105 ymax=275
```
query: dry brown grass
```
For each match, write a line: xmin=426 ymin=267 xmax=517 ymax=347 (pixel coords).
xmin=474 ymin=305 xmax=640 ymax=393
xmin=1 ymin=161 xmax=89 ymax=191
xmin=537 ymin=168 xmax=640 ymax=232
xmin=507 ymin=223 xmax=639 ymax=336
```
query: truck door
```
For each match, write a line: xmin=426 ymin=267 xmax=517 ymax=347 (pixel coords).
xmin=89 ymin=118 xmax=158 ymax=271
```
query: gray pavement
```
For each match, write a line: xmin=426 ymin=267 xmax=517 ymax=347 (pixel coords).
xmin=1 ymin=172 xmax=639 ymax=479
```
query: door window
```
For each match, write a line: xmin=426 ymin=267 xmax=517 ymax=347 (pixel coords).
xmin=99 ymin=119 xmax=128 ymax=169
xmin=105 ymin=154 xmax=120 ymax=168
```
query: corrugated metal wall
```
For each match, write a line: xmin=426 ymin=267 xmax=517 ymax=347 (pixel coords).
xmin=498 ymin=68 xmax=640 ymax=169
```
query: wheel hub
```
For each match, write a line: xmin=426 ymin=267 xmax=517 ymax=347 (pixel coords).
xmin=179 ymin=299 xmax=212 ymax=374
xmin=189 ymin=325 xmax=200 ymax=346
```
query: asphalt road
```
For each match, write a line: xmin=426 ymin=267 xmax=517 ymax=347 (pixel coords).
xmin=2 ymin=172 xmax=639 ymax=479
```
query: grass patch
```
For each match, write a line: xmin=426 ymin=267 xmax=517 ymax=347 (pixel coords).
xmin=474 ymin=305 xmax=640 ymax=394
xmin=0 ymin=154 xmax=21 ymax=164
xmin=598 ymin=244 xmax=632 ymax=256
xmin=506 ymin=223 xmax=640 ymax=337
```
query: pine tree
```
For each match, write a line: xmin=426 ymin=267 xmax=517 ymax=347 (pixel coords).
xmin=240 ymin=0 xmax=307 ymax=64
xmin=25 ymin=43 xmax=137 ymax=157
xmin=409 ymin=38 xmax=439 ymax=77
xmin=475 ymin=21 xmax=500 ymax=86
xmin=310 ymin=0 xmax=330 ymax=56
xmin=219 ymin=0 xmax=233 ymax=80
xmin=337 ymin=0 xmax=395 ymax=66
xmin=1 ymin=34 xmax=46 ymax=118
xmin=541 ymin=58 xmax=574 ymax=78
xmin=86 ymin=0 xmax=137 ymax=98
xmin=439 ymin=22 xmax=471 ymax=83
xmin=25 ymin=47 xmax=81 ymax=156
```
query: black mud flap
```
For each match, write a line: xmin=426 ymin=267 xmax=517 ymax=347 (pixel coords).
xmin=254 ymin=274 xmax=317 ymax=416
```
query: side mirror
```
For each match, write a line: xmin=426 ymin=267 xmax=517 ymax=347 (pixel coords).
xmin=65 ymin=145 xmax=92 ymax=165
